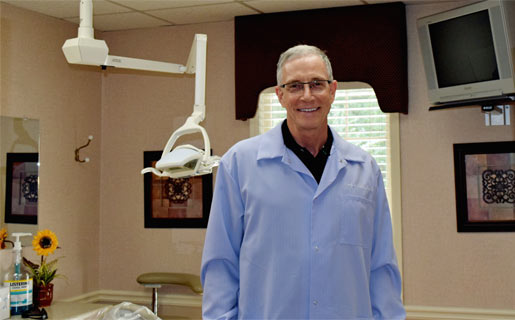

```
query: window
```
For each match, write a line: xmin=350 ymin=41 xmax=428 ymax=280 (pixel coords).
xmin=250 ymin=82 xmax=403 ymax=277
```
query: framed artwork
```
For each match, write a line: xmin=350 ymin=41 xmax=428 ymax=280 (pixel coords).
xmin=4 ymin=153 xmax=39 ymax=225
xmin=143 ymin=151 xmax=213 ymax=228
xmin=454 ymin=141 xmax=515 ymax=232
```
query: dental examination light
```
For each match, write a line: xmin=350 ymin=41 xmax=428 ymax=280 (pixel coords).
xmin=62 ymin=0 xmax=219 ymax=178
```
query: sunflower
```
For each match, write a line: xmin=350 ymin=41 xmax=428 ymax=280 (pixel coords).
xmin=0 ymin=228 xmax=7 ymax=249
xmin=32 ymin=229 xmax=59 ymax=256
xmin=23 ymin=229 xmax=64 ymax=286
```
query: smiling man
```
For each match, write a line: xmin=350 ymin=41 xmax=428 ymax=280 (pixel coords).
xmin=275 ymin=50 xmax=336 ymax=157
xmin=201 ymin=45 xmax=405 ymax=319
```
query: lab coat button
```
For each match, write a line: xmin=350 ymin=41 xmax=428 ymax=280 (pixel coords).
xmin=314 ymin=246 xmax=319 ymax=252
xmin=313 ymin=300 xmax=318 ymax=306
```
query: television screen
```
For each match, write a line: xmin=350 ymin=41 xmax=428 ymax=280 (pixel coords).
xmin=429 ymin=10 xmax=499 ymax=88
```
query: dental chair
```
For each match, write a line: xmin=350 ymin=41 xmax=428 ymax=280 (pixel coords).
xmin=136 ymin=272 xmax=203 ymax=316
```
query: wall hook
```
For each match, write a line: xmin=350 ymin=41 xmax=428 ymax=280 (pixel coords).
xmin=75 ymin=135 xmax=93 ymax=163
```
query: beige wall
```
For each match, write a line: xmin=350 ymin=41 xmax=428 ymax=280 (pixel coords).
xmin=403 ymin=2 xmax=515 ymax=309
xmin=1 ymin=0 xmax=514 ymax=311
xmin=1 ymin=3 xmax=102 ymax=298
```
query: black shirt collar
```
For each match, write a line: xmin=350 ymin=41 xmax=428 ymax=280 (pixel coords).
xmin=281 ymin=120 xmax=333 ymax=183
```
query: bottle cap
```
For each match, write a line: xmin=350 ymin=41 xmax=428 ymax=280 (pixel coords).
xmin=11 ymin=233 xmax=32 ymax=251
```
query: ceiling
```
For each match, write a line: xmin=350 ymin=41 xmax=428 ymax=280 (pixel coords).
xmin=0 ymin=0 xmax=448 ymax=32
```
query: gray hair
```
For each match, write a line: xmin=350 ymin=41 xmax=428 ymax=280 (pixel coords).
xmin=276 ymin=44 xmax=334 ymax=85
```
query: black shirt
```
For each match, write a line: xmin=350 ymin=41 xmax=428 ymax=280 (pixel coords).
xmin=281 ymin=120 xmax=333 ymax=184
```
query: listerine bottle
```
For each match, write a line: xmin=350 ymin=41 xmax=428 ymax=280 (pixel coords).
xmin=3 ymin=233 xmax=33 ymax=315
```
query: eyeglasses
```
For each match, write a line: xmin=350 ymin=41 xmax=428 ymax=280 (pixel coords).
xmin=279 ymin=80 xmax=331 ymax=94
xmin=21 ymin=307 xmax=48 ymax=319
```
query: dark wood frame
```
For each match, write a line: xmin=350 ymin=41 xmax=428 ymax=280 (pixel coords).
xmin=4 ymin=152 xmax=38 ymax=225
xmin=143 ymin=151 xmax=212 ymax=228
xmin=454 ymin=141 xmax=515 ymax=232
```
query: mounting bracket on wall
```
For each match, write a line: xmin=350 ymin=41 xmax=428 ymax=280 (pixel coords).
xmin=428 ymin=95 xmax=515 ymax=111
xmin=484 ymin=105 xmax=511 ymax=126
xmin=427 ymin=95 xmax=513 ymax=126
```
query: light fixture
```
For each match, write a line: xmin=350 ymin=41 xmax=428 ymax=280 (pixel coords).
xmin=62 ymin=0 xmax=220 ymax=178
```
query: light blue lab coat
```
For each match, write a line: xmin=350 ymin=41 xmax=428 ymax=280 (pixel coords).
xmin=201 ymin=124 xmax=405 ymax=319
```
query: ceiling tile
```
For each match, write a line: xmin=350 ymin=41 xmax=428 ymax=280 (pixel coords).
xmin=2 ymin=0 xmax=449 ymax=31
xmin=243 ymin=0 xmax=364 ymax=13
xmin=1 ymin=0 xmax=131 ymax=19
xmin=150 ymin=2 xmax=258 ymax=24
xmin=111 ymin=0 xmax=234 ymax=11
xmin=65 ymin=11 xmax=170 ymax=31
xmin=366 ymin=0 xmax=459 ymax=4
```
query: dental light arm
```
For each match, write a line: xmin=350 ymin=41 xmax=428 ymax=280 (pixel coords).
xmin=62 ymin=0 xmax=186 ymax=73
xmin=141 ymin=33 xmax=220 ymax=178
xmin=62 ymin=0 xmax=219 ymax=178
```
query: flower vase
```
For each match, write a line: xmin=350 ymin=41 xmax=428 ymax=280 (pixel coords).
xmin=34 ymin=283 xmax=53 ymax=307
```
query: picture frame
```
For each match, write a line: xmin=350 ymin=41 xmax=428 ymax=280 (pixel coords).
xmin=4 ymin=153 xmax=39 ymax=225
xmin=454 ymin=141 xmax=515 ymax=232
xmin=143 ymin=151 xmax=213 ymax=228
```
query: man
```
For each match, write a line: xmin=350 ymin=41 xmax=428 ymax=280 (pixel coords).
xmin=201 ymin=45 xmax=405 ymax=319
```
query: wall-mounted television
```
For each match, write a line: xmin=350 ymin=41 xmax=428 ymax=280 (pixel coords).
xmin=417 ymin=0 xmax=515 ymax=108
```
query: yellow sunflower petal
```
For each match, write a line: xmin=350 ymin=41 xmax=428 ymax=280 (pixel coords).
xmin=33 ymin=229 xmax=59 ymax=256
xmin=0 ymin=228 xmax=6 ymax=250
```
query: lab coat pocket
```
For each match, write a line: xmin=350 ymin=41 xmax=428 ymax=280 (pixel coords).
xmin=339 ymin=196 xmax=374 ymax=248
